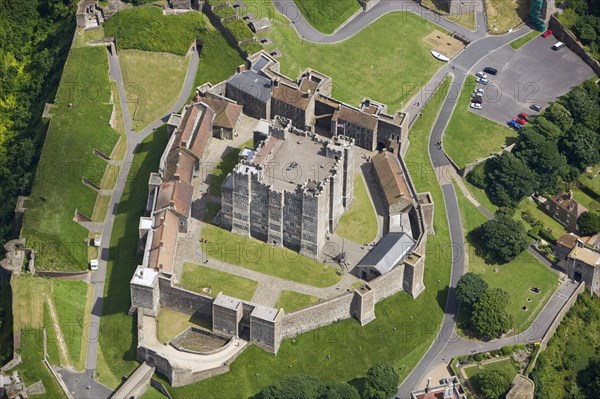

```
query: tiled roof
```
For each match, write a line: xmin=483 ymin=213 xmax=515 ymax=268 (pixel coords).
xmin=272 ymin=83 xmax=310 ymax=110
xmin=557 ymin=233 xmax=579 ymax=249
xmin=372 ymin=151 xmax=413 ymax=210
xmin=189 ymin=104 xmax=214 ymax=160
xmin=147 ymin=209 xmax=179 ymax=274
xmin=156 ymin=180 xmax=194 ymax=218
xmin=202 ymin=96 xmax=242 ymax=130
xmin=333 ymin=105 xmax=378 ymax=131
xmin=550 ymin=192 xmax=587 ymax=218
xmin=165 ymin=149 xmax=195 ymax=184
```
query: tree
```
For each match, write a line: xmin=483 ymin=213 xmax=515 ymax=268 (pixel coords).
xmin=543 ymin=102 xmax=573 ymax=132
xmin=256 ymin=375 xmax=321 ymax=399
xmin=560 ymin=124 xmax=600 ymax=170
xmin=579 ymin=360 xmax=600 ymax=398
xmin=472 ymin=288 xmax=514 ymax=339
xmin=319 ymin=383 xmax=360 ymax=399
xmin=466 ymin=162 xmax=487 ymax=189
xmin=485 ymin=153 xmax=537 ymax=207
xmin=456 ymin=272 xmax=488 ymax=307
xmin=363 ymin=364 xmax=399 ymax=399
xmin=474 ymin=213 xmax=530 ymax=263
xmin=477 ymin=368 xmax=513 ymax=399
xmin=578 ymin=212 xmax=600 ymax=235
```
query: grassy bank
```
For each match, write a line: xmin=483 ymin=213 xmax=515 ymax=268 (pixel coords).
xmin=292 ymin=0 xmax=361 ymax=34
xmin=335 ymin=174 xmax=378 ymax=244
xmin=181 ymin=263 xmax=258 ymax=301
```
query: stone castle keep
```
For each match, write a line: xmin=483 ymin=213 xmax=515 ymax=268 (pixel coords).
xmin=128 ymin=50 xmax=431 ymax=387
xmin=221 ymin=116 xmax=355 ymax=259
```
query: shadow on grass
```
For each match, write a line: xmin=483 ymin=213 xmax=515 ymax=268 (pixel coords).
xmin=348 ymin=377 xmax=366 ymax=397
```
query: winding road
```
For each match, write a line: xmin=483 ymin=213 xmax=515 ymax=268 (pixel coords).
xmin=58 ymin=44 xmax=200 ymax=399
xmin=58 ymin=2 xmax=585 ymax=398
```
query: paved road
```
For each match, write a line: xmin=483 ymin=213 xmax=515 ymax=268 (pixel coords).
xmin=60 ymin=44 xmax=199 ymax=399
xmin=394 ymin=24 xmax=592 ymax=399
xmin=274 ymin=0 xmax=487 ymax=44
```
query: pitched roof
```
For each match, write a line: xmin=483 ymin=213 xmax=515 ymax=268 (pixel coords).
xmin=569 ymin=246 xmax=600 ymax=266
xmin=272 ymin=83 xmax=310 ymax=110
xmin=550 ymin=192 xmax=587 ymax=218
xmin=165 ymin=148 xmax=195 ymax=184
xmin=147 ymin=209 xmax=179 ymax=274
xmin=189 ymin=104 xmax=214 ymax=160
xmin=202 ymin=96 xmax=242 ymax=130
xmin=372 ymin=151 xmax=413 ymax=210
xmin=333 ymin=105 xmax=378 ymax=131
xmin=299 ymin=77 xmax=318 ymax=94
xmin=155 ymin=179 xmax=194 ymax=218
xmin=357 ymin=233 xmax=415 ymax=275
xmin=557 ymin=233 xmax=579 ymax=249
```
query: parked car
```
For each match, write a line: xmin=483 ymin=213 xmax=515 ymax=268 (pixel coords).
xmin=470 ymin=102 xmax=482 ymax=110
xmin=518 ymin=112 xmax=529 ymax=121
xmin=530 ymin=104 xmax=542 ymax=111
xmin=542 ymin=29 xmax=553 ymax=38
xmin=515 ymin=117 xmax=527 ymax=125
xmin=473 ymin=91 xmax=484 ymax=98
xmin=474 ymin=87 xmax=485 ymax=94
xmin=507 ymin=120 xmax=522 ymax=129
xmin=477 ymin=77 xmax=489 ymax=85
xmin=552 ymin=41 xmax=565 ymax=50
xmin=476 ymin=71 xmax=488 ymax=79
xmin=471 ymin=97 xmax=483 ymax=104
xmin=483 ymin=67 xmax=497 ymax=75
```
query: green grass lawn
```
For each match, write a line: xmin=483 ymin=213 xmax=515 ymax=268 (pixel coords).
xmin=140 ymin=386 xmax=168 ymax=399
xmin=201 ymin=223 xmax=341 ymax=287
xmin=149 ymin=77 xmax=453 ymax=399
xmin=292 ymin=0 xmax=361 ymax=34
xmin=510 ymin=30 xmax=539 ymax=49
xmin=578 ymin=163 xmax=600 ymax=198
xmin=275 ymin=290 xmax=320 ymax=312
xmin=52 ymin=280 xmax=91 ymax=370
xmin=484 ymin=0 xmax=530 ymax=34
xmin=44 ymin=304 xmax=61 ymax=365
xmin=453 ymin=183 xmax=558 ymax=333
xmin=518 ymin=197 xmax=568 ymax=241
xmin=464 ymin=179 xmax=498 ymax=214
xmin=207 ymin=139 xmax=253 ymax=196
xmin=21 ymin=46 xmax=119 ymax=271
xmin=444 ymin=76 xmax=517 ymax=169
xmin=97 ymin=128 xmax=170 ymax=387
xmin=17 ymin=329 xmax=67 ymax=399
xmin=181 ymin=262 xmax=258 ymax=301
xmin=224 ymin=18 xmax=255 ymax=42
xmin=156 ymin=308 xmax=209 ymax=343
xmin=259 ymin=11 xmax=445 ymax=111
xmin=572 ymin=185 xmax=600 ymax=214
xmin=335 ymin=174 xmax=378 ymax=244
xmin=463 ymin=358 xmax=518 ymax=396
xmin=103 ymin=7 xmax=206 ymax=55
xmin=446 ymin=11 xmax=477 ymax=31
xmin=119 ymin=50 xmax=190 ymax=131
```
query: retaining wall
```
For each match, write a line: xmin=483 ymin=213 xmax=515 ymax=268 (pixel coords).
xmin=158 ymin=277 xmax=214 ymax=321
xmin=540 ymin=282 xmax=584 ymax=348
xmin=548 ymin=16 xmax=600 ymax=75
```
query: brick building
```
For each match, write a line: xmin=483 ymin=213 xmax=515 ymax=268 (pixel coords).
xmin=221 ymin=116 xmax=354 ymax=259
xmin=545 ymin=191 xmax=588 ymax=232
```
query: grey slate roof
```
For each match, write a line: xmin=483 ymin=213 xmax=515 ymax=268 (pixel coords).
xmin=357 ymin=233 xmax=415 ymax=275
xmin=228 ymin=70 xmax=272 ymax=103
xmin=251 ymin=54 xmax=270 ymax=72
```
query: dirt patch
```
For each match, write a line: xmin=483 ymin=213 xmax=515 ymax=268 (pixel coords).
xmin=424 ymin=30 xmax=464 ymax=59
xmin=171 ymin=328 xmax=228 ymax=353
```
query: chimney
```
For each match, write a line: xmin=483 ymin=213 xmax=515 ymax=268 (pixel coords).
xmin=237 ymin=64 xmax=246 ymax=73
xmin=273 ymin=78 xmax=279 ymax=87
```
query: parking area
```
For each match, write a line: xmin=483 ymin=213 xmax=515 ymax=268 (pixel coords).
xmin=468 ymin=34 xmax=596 ymax=125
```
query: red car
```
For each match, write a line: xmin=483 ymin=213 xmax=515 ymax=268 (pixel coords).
xmin=542 ymin=29 xmax=553 ymax=38
xmin=518 ymin=112 xmax=529 ymax=121
xmin=515 ymin=117 xmax=527 ymax=125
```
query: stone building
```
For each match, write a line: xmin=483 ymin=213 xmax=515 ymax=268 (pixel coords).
xmin=545 ymin=191 xmax=587 ymax=232
xmin=200 ymin=94 xmax=243 ymax=140
xmin=566 ymin=241 xmax=600 ymax=296
xmin=356 ymin=233 xmax=415 ymax=281
xmin=270 ymin=80 xmax=316 ymax=131
xmin=332 ymin=104 xmax=379 ymax=151
xmin=372 ymin=150 xmax=416 ymax=235
xmin=221 ymin=116 xmax=354 ymax=259
xmin=556 ymin=233 xmax=579 ymax=260
xmin=226 ymin=66 xmax=272 ymax=119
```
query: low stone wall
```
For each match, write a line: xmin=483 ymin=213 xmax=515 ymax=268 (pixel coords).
xmin=549 ymin=16 xmax=600 ymax=76
xmin=158 ymin=277 xmax=214 ymax=322
xmin=169 ymin=327 xmax=232 ymax=355
xmin=540 ymin=282 xmax=584 ymax=348
xmin=281 ymin=292 xmax=354 ymax=339
xmin=34 ymin=270 xmax=89 ymax=281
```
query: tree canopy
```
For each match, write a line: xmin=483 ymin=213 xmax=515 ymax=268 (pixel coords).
xmin=477 ymin=367 xmax=513 ymax=399
xmin=485 ymin=153 xmax=538 ymax=207
xmin=254 ymin=375 xmax=360 ymax=399
xmin=578 ymin=212 xmax=600 ymax=236
xmin=473 ymin=213 xmax=530 ymax=263
xmin=472 ymin=288 xmax=514 ymax=339
xmin=363 ymin=364 xmax=399 ymax=399
xmin=456 ymin=272 xmax=488 ymax=307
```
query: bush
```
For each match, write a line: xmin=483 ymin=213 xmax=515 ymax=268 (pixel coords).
xmin=578 ymin=211 xmax=600 ymax=236
xmin=478 ymin=368 xmax=513 ymax=399
xmin=467 ymin=162 xmax=487 ymax=189
xmin=474 ymin=352 xmax=485 ymax=361
xmin=363 ymin=364 xmax=399 ymax=399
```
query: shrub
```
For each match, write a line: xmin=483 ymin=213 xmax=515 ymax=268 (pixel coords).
xmin=467 ymin=162 xmax=487 ymax=189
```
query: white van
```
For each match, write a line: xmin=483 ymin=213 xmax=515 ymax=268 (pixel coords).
xmin=90 ymin=259 xmax=99 ymax=271
xmin=552 ymin=42 xmax=565 ymax=50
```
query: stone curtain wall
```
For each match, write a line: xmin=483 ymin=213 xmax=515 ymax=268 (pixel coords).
xmin=369 ymin=263 xmax=407 ymax=302
xmin=281 ymin=292 xmax=354 ymax=339
xmin=158 ymin=277 xmax=214 ymax=321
